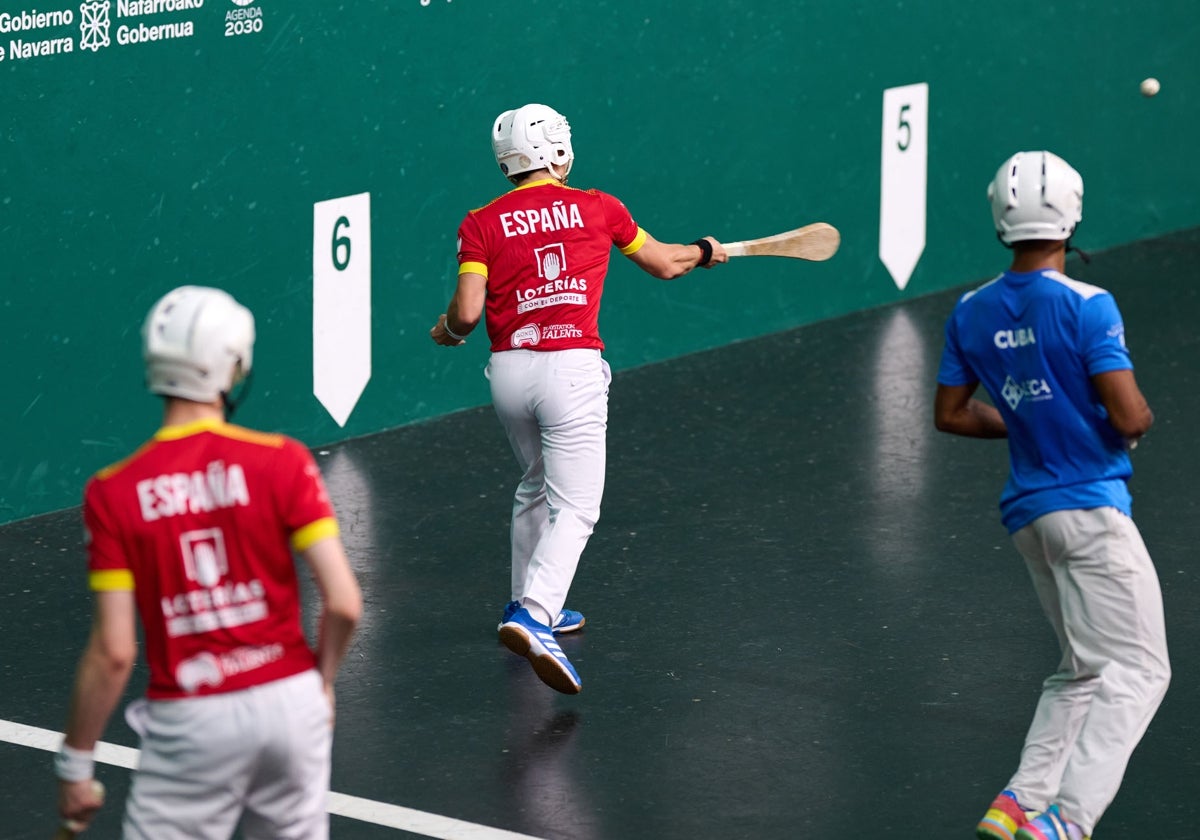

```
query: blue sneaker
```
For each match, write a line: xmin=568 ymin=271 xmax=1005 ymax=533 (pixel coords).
xmin=498 ymin=600 xmax=586 ymax=634
xmin=1015 ymin=806 xmax=1088 ymax=840
xmin=499 ymin=607 xmax=582 ymax=694
xmin=552 ymin=608 xmax=586 ymax=633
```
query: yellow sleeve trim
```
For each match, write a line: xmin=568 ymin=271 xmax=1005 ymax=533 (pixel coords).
xmin=90 ymin=569 xmax=134 ymax=591
xmin=619 ymin=227 xmax=647 ymax=256
xmin=291 ymin=517 xmax=340 ymax=551
xmin=459 ymin=261 xmax=488 ymax=278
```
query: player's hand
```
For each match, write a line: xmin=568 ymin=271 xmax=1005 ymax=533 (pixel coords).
xmin=430 ymin=314 xmax=465 ymax=346
xmin=59 ymin=778 xmax=105 ymax=834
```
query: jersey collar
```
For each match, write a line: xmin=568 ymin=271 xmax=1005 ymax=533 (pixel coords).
xmin=155 ymin=416 xmax=226 ymax=441
xmin=512 ymin=178 xmax=565 ymax=192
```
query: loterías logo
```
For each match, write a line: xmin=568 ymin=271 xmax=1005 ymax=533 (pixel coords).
xmin=231 ymin=0 xmax=255 ymax=6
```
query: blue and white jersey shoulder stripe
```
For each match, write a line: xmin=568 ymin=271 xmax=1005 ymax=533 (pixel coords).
xmin=959 ymin=273 xmax=1004 ymax=304
xmin=1043 ymin=269 xmax=1107 ymax=300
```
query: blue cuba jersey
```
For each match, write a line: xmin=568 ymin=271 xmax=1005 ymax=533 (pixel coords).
xmin=937 ymin=268 xmax=1136 ymax=532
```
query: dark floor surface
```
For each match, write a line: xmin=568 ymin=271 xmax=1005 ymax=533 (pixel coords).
xmin=3 ymin=228 xmax=1198 ymax=839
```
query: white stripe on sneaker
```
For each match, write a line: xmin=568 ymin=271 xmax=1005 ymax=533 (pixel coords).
xmin=535 ymin=631 xmax=571 ymax=661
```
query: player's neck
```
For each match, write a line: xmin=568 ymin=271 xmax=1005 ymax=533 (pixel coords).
xmin=1009 ymin=241 xmax=1066 ymax=273
xmin=510 ymin=165 xmax=567 ymax=188
xmin=161 ymin=398 xmax=226 ymax=428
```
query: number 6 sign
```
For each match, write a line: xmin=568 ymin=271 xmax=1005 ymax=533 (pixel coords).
xmin=313 ymin=192 xmax=371 ymax=426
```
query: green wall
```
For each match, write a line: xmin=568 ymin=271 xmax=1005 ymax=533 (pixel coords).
xmin=2 ymin=0 xmax=1197 ymax=522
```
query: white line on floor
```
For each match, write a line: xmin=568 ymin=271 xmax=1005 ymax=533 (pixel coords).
xmin=1 ymin=719 xmax=545 ymax=840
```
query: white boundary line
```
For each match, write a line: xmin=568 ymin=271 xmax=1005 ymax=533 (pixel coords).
xmin=1 ymin=719 xmax=545 ymax=840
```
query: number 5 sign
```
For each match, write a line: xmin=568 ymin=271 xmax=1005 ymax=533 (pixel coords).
xmin=879 ymin=83 xmax=928 ymax=291
xmin=313 ymin=192 xmax=371 ymax=426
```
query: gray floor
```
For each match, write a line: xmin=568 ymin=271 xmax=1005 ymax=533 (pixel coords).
xmin=2 ymin=228 xmax=1198 ymax=838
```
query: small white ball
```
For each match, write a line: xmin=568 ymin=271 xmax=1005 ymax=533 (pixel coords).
xmin=1140 ymin=77 xmax=1160 ymax=97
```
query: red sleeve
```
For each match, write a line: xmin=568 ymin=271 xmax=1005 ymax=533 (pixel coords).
xmin=598 ymin=190 xmax=640 ymax=250
xmin=83 ymin=476 xmax=136 ymax=592
xmin=83 ymin=477 xmax=126 ymax=574
xmin=457 ymin=212 xmax=488 ymax=269
xmin=276 ymin=439 xmax=338 ymax=550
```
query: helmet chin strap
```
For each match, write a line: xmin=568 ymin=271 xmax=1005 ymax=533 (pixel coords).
xmin=547 ymin=156 xmax=573 ymax=184
xmin=222 ymin=369 xmax=253 ymax=420
xmin=1066 ymin=225 xmax=1091 ymax=264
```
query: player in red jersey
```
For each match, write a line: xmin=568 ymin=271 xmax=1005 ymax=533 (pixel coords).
xmin=430 ymin=103 xmax=727 ymax=693
xmin=55 ymin=286 xmax=362 ymax=838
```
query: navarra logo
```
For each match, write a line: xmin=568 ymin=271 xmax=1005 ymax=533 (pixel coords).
xmin=79 ymin=0 xmax=111 ymax=51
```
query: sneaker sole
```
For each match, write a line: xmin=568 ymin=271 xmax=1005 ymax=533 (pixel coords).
xmin=499 ymin=624 xmax=581 ymax=695
xmin=977 ymin=820 xmax=1019 ymax=840
xmin=554 ymin=616 xmax=585 ymax=634
xmin=1014 ymin=816 xmax=1086 ymax=840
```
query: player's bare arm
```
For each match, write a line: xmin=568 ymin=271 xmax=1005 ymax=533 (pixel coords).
xmin=627 ymin=233 xmax=727 ymax=279
xmin=934 ymin=382 xmax=1008 ymax=438
xmin=300 ymin=536 xmax=362 ymax=718
xmin=1093 ymin=368 xmax=1154 ymax=443
xmin=59 ymin=589 xmax=137 ymax=828
xmin=432 ymin=272 xmax=487 ymax=345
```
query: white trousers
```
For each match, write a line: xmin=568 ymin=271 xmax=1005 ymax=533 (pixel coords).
xmin=1008 ymin=507 xmax=1170 ymax=834
xmin=122 ymin=669 xmax=332 ymax=840
xmin=487 ymin=349 xmax=610 ymax=621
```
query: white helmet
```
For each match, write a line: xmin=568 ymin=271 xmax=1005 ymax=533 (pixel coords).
xmin=988 ymin=151 xmax=1083 ymax=244
xmin=492 ymin=103 xmax=574 ymax=180
xmin=142 ymin=285 xmax=255 ymax=404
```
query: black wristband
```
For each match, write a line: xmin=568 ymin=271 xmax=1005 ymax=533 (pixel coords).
xmin=691 ymin=238 xmax=713 ymax=267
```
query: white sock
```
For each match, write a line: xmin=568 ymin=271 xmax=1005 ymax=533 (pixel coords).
xmin=523 ymin=600 xmax=553 ymax=628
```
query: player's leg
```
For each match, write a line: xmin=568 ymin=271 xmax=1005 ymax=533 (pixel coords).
xmin=1004 ymin=511 xmax=1100 ymax=812
xmin=487 ymin=352 xmax=548 ymax=605
xmin=496 ymin=349 xmax=607 ymax=693
xmin=1050 ymin=507 xmax=1170 ymax=835
xmin=122 ymin=694 xmax=254 ymax=840
xmin=241 ymin=670 xmax=333 ymax=840
xmin=509 ymin=445 xmax=549 ymax=604
xmin=521 ymin=348 xmax=609 ymax=622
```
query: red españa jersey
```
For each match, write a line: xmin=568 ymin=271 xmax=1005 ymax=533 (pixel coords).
xmin=457 ymin=179 xmax=646 ymax=352
xmin=83 ymin=418 xmax=338 ymax=700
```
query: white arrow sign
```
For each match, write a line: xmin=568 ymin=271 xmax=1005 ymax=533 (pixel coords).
xmin=313 ymin=192 xmax=371 ymax=427
xmin=879 ymin=83 xmax=928 ymax=291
